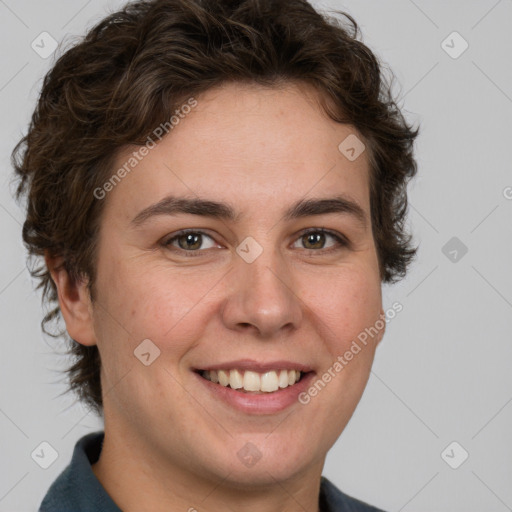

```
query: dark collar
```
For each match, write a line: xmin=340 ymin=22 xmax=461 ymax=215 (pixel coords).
xmin=39 ymin=432 xmax=121 ymax=512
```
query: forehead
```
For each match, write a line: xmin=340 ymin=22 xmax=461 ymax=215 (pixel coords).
xmin=105 ymin=81 xmax=371 ymax=220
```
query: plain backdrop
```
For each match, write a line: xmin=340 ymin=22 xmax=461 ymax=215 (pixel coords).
xmin=0 ymin=1 xmax=511 ymax=511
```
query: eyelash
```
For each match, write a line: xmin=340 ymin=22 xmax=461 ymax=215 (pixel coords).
xmin=161 ymin=228 xmax=349 ymax=257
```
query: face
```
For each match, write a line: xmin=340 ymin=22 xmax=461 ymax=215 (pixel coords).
xmin=64 ymin=81 xmax=384 ymax=487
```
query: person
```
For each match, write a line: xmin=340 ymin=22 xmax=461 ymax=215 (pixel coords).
xmin=12 ymin=0 xmax=419 ymax=510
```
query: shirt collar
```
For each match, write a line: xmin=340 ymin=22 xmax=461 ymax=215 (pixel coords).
xmin=39 ymin=431 xmax=120 ymax=511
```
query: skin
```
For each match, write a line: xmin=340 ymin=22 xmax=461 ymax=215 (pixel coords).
xmin=47 ymin=81 xmax=385 ymax=512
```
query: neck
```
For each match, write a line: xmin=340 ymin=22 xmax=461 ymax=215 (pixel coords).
xmin=92 ymin=420 xmax=324 ymax=512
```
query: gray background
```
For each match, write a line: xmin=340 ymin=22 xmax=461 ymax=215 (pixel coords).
xmin=1 ymin=0 xmax=511 ymax=510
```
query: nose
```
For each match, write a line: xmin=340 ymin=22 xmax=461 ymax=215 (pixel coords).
xmin=220 ymin=245 xmax=303 ymax=338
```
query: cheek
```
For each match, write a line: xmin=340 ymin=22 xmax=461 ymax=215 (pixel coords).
xmin=303 ymin=266 xmax=382 ymax=355
xmin=96 ymin=259 xmax=215 ymax=357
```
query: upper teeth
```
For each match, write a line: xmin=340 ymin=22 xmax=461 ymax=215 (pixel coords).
xmin=202 ymin=369 xmax=302 ymax=393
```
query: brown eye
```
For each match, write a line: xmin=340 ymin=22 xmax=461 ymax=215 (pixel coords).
xmin=302 ymin=232 xmax=326 ymax=249
xmin=176 ymin=233 xmax=202 ymax=250
xmin=163 ymin=230 xmax=218 ymax=253
xmin=293 ymin=229 xmax=348 ymax=252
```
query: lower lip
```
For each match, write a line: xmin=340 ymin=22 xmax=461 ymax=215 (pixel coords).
xmin=193 ymin=371 xmax=316 ymax=415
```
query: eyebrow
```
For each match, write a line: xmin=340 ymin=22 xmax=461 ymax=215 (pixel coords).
xmin=130 ymin=194 xmax=367 ymax=229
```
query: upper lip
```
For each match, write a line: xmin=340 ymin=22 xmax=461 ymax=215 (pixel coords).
xmin=194 ymin=359 xmax=314 ymax=373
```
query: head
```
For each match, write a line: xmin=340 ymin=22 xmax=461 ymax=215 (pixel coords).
xmin=13 ymin=0 xmax=418 ymax=486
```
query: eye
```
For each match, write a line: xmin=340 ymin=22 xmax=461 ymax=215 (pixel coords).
xmin=161 ymin=228 xmax=349 ymax=257
xmin=292 ymin=228 xmax=349 ymax=252
xmin=162 ymin=230 xmax=219 ymax=254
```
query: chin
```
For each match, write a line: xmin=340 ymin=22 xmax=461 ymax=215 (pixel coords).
xmin=218 ymin=463 xmax=306 ymax=489
xmin=204 ymin=445 xmax=316 ymax=488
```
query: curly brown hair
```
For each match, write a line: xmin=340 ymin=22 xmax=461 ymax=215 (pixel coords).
xmin=12 ymin=0 xmax=419 ymax=415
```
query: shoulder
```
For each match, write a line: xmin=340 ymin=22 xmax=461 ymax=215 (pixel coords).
xmin=320 ymin=476 xmax=387 ymax=512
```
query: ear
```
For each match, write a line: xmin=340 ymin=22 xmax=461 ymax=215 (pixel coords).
xmin=376 ymin=307 xmax=386 ymax=346
xmin=45 ymin=253 xmax=97 ymax=347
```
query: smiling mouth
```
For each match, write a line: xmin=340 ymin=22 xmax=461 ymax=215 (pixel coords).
xmin=196 ymin=368 xmax=308 ymax=394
